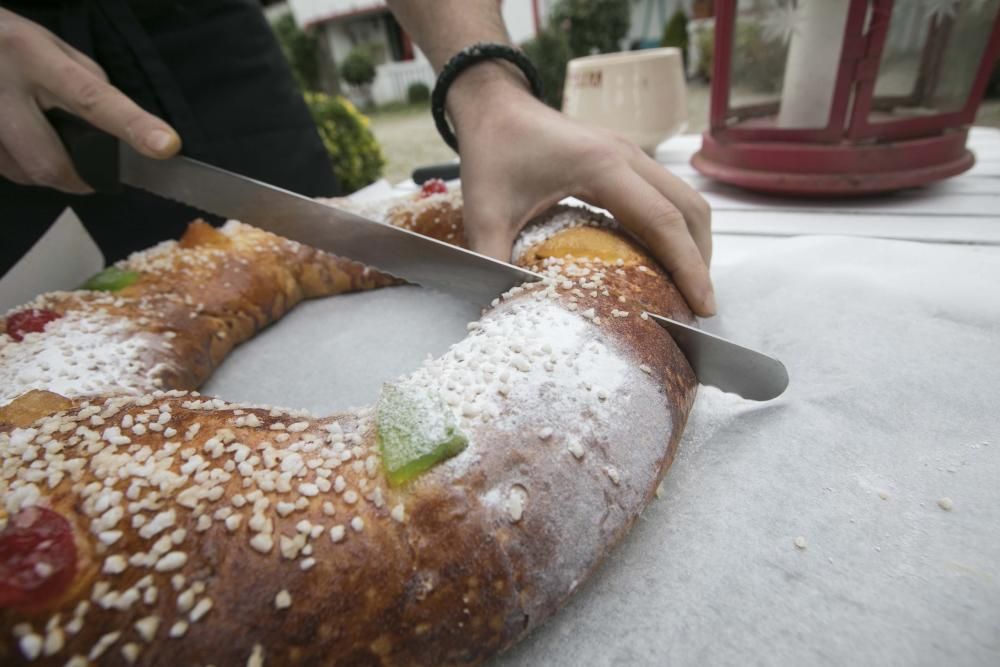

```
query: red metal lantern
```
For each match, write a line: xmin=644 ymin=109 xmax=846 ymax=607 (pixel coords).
xmin=692 ymin=0 xmax=1000 ymax=195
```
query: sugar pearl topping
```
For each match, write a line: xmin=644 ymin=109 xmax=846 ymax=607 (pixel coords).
xmin=1 ymin=390 xmax=389 ymax=663
xmin=1 ymin=195 xmax=675 ymax=665
xmin=0 ymin=308 xmax=170 ymax=406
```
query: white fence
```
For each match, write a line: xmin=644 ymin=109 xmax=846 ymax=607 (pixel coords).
xmin=371 ymin=59 xmax=436 ymax=106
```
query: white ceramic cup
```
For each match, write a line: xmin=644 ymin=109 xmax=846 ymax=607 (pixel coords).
xmin=562 ymin=47 xmax=688 ymax=155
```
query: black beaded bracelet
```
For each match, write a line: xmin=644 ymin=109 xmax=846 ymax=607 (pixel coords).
xmin=431 ymin=42 xmax=544 ymax=152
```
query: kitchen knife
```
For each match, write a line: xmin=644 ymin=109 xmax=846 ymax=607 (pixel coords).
xmin=645 ymin=313 xmax=789 ymax=401
xmin=122 ymin=154 xmax=788 ymax=400
xmin=51 ymin=111 xmax=541 ymax=306
xmin=53 ymin=113 xmax=788 ymax=400
xmin=412 ymin=162 xmax=460 ymax=184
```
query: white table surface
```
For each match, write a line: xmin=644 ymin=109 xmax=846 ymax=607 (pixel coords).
xmin=204 ymin=129 xmax=1000 ymax=667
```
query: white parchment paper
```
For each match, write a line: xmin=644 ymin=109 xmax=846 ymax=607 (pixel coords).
xmin=204 ymin=232 xmax=1000 ymax=666
xmin=0 ymin=208 xmax=103 ymax=312
xmin=202 ymin=285 xmax=481 ymax=414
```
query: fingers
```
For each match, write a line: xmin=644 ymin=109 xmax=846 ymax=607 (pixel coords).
xmin=468 ymin=226 xmax=515 ymax=263
xmin=586 ymin=168 xmax=716 ymax=317
xmin=462 ymin=190 xmax=517 ymax=263
xmin=54 ymin=39 xmax=109 ymax=82
xmin=628 ymin=149 xmax=713 ymax=266
xmin=0 ymin=98 xmax=90 ymax=193
xmin=0 ymin=8 xmax=180 ymax=191
xmin=30 ymin=46 xmax=180 ymax=159
xmin=0 ymin=141 xmax=30 ymax=186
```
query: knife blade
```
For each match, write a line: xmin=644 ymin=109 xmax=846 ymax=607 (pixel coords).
xmin=118 ymin=146 xmax=541 ymax=305
xmin=645 ymin=313 xmax=789 ymax=401
xmin=48 ymin=110 xmax=541 ymax=306
xmin=123 ymin=150 xmax=788 ymax=400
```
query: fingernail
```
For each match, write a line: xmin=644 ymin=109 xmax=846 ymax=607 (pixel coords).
xmin=146 ymin=129 xmax=174 ymax=153
xmin=703 ymin=289 xmax=717 ymax=317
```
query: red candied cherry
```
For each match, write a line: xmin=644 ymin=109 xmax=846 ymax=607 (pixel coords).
xmin=419 ymin=178 xmax=448 ymax=198
xmin=5 ymin=309 xmax=62 ymax=342
xmin=0 ymin=506 xmax=77 ymax=609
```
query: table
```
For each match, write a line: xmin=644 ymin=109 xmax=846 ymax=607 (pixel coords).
xmin=494 ymin=128 xmax=1000 ymax=667
xmin=657 ymin=127 xmax=1000 ymax=245
xmin=206 ymin=129 xmax=1000 ymax=666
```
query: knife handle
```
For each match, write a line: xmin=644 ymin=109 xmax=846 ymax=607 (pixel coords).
xmin=46 ymin=109 xmax=122 ymax=193
xmin=412 ymin=162 xmax=460 ymax=185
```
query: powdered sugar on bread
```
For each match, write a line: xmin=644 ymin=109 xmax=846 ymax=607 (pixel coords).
xmin=1 ymin=304 xmax=169 ymax=406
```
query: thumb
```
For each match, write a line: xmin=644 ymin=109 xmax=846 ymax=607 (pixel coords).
xmin=467 ymin=222 xmax=514 ymax=262
xmin=462 ymin=188 xmax=517 ymax=263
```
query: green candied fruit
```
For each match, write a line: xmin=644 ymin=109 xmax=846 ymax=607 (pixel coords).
xmin=80 ymin=266 xmax=139 ymax=292
xmin=376 ymin=383 xmax=468 ymax=487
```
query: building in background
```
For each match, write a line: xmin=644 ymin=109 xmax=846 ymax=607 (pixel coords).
xmin=627 ymin=0 xmax=696 ymax=48
xmin=287 ymin=1 xmax=417 ymax=106
xmin=285 ymin=0 xmax=705 ymax=105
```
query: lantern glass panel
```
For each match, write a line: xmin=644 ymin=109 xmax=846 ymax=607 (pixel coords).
xmin=727 ymin=0 xmax=850 ymax=129
xmin=869 ymin=0 xmax=1000 ymax=122
xmin=725 ymin=0 xmax=791 ymax=124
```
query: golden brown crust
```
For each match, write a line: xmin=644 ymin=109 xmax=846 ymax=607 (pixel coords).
xmin=112 ymin=220 xmax=399 ymax=390
xmin=324 ymin=191 xmax=465 ymax=247
xmin=0 ymin=221 xmax=399 ymax=404
xmin=0 ymin=391 xmax=74 ymax=429
xmin=1 ymin=197 xmax=696 ymax=666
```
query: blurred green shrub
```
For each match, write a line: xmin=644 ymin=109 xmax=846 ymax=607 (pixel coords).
xmin=661 ymin=9 xmax=689 ymax=67
xmin=733 ymin=20 xmax=786 ymax=93
xmin=550 ymin=0 xmax=629 ymax=57
xmin=273 ymin=14 xmax=320 ymax=91
xmin=340 ymin=47 xmax=377 ymax=88
xmin=407 ymin=81 xmax=430 ymax=105
xmin=521 ymin=27 xmax=573 ymax=109
xmin=694 ymin=25 xmax=714 ymax=80
xmin=691 ymin=21 xmax=785 ymax=92
xmin=304 ymin=92 xmax=385 ymax=193
xmin=520 ymin=0 xmax=629 ymax=109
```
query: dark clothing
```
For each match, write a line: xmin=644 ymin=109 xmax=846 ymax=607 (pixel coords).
xmin=1 ymin=0 xmax=338 ymax=275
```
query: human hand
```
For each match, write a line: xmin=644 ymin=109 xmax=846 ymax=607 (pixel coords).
xmin=0 ymin=7 xmax=180 ymax=193
xmin=449 ymin=66 xmax=715 ymax=317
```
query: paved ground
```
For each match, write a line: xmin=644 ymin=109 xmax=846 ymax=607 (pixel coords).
xmin=368 ymin=82 xmax=1000 ymax=185
xmin=976 ymin=98 xmax=1000 ymax=127
xmin=368 ymin=106 xmax=455 ymax=184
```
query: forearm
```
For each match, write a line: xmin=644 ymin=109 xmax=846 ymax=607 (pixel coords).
xmin=388 ymin=1 xmax=715 ymax=315
xmin=385 ymin=0 xmax=511 ymax=69
xmin=385 ymin=0 xmax=532 ymax=131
